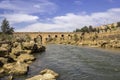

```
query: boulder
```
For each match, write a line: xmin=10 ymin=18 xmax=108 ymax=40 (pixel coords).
xmin=25 ymin=50 xmax=32 ymax=54
xmin=0 ymin=68 xmax=4 ymax=74
xmin=31 ymin=44 xmax=38 ymax=53
xmin=0 ymin=43 xmax=12 ymax=52
xmin=11 ymin=62 xmax=29 ymax=75
xmin=0 ymin=68 xmax=5 ymax=77
xmin=4 ymin=56 xmax=15 ymax=63
xmin=3 ymin=62 xmax=29 ymax=75
xmin=12 ymin=42 xmax=19 ymax=48
xmin=11 ymin=46 xmax=27 ymax=57
xmin=43 ymin=73 xmax=56 ymax=80
xmin=40 ymin=69 xmax=59 ymax=78
xmin=0 ymin=47 xmax=8 ymax=57
xmin=22 ymin=41 xmax=35 ymax=50
xmin=3 ymin=63 xmax=14 ymax=72
xmin=17 ymin=54 xmax=35 ymax=63
xmin=26 ymin=75 xmax=43 ymax=80
xmin=26 ymin=69 xmax=58 ymax=80
xmin=0 ymin=57 xmax=8 ymax=64
xmin=1 ymin=44 xmax=9 ymax=49
xmin=31 ymin=44 xmax=45 ymax=53
xmin=22 ymin=42 xmax=45 ymax=53
xmin=38 ymin=46 xmax=46 ymax=52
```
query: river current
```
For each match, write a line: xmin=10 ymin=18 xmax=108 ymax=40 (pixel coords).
xmin=2 ymin=44 xmax=120 ymax=80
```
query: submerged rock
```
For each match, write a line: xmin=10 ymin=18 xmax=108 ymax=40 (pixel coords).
xmin=26 ymin=69 xmax=59 ymax=80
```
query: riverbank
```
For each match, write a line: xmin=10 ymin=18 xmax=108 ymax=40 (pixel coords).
xmin=0 ymin=36 xmax=46 ymax=79
xmin=46 ymin=29 xmax=120 ymax=49
xmin=59 ymin=44 xmax=120 ymax=53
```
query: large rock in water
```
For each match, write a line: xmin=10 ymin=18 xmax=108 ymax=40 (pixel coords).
xmin=22 ymin=42 xmax=46 ymax=53
xmin=26 ymin=69 xmax=59 ymax=80
xmin=38 ymin=45 xmax=46 ymax=52
xmin=3 ymin=62 xmax=29 ymax=75
xmin=31 ymin=44 xmax=46 ymax=53
xmin=22 ymin=41 xmax=35 ymax=50
xmin=17 ymin=54 xmax=36 ymax=63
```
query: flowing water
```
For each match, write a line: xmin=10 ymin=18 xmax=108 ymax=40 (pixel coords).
xmin=1 ymin=44 xmax=120 ymax=80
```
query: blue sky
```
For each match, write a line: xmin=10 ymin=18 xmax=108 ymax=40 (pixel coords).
xmin=0 ymin=0 xmax=120 ymax=32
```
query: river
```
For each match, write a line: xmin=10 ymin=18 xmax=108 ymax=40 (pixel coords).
xmin=1 ymin=44 xmax=120 ymax=80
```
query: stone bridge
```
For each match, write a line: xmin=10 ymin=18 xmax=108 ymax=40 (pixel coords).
xmin=14 ymin=32 xmax=81 ymax=44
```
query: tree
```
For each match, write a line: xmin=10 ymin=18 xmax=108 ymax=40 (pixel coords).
xmin=117 ymin=22 xmax=120 ymax=27
xmin=88 ymin=25 xmax=93 ymax=32
xmin=0 ymin=18 xmax=14 ymax=34
xmin=96 ymin=28 xmax=100 ymax=33
xmin=80 ymin=26 xmax=89 ymax=33
xmin=75 ymin=28 xmax=81 ymax=32
xmin=92 ymin=28 xmax=97 ymax=32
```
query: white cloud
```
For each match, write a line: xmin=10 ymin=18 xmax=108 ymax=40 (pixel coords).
xmin=0 ymin=14 xmax=39 ymax=24
xmin=16 ymin=22 xmax=74 ymax=32
xmin=0 ymin=0 xmax=56 ymax=24
xmin=16 ymin=8 xmax=120 ymax=32
xmin=0 ymin=0 xmax=57 ymax=14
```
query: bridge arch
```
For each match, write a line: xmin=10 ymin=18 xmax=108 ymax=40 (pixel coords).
xmin=35 ymin=35 xmax=43 ymax=44
xmin=55 ymin=35 xmax=58 ymax=38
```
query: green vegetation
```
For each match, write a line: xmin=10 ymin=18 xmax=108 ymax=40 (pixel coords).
xmin=1 ymin=18 xmax=14 ymax=34
xmin=74 ymin=25 xmax=97 ymax=33
xmin=0 ymin=18 xmax=14 ymax=41
xmin=117 ymin=22 xmax=120 ymax=27
xmin=74 ymin=22 xmax=120 ymax=33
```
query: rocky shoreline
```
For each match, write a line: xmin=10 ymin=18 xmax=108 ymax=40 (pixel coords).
xmin=0 ymin=36 xmax=46 ymax=79
xmin=46 ymin=30 xmax=120 ymax=49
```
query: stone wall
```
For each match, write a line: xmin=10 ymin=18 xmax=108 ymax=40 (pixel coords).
xmin=13 ymin=32 xmax=81 ymax=45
